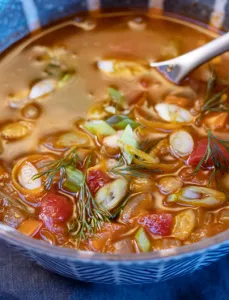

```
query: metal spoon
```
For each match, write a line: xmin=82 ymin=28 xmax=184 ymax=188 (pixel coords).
xmin=150 ymin=32 xmax=229 ymax=84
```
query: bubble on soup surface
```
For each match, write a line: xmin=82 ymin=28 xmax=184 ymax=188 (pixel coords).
xmin=22 ymin=103 xmax=41 ymax=119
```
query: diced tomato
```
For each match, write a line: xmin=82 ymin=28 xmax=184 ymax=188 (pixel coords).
xmin=138 ymin=213 xmax=173 ymax=236
xmin=87 ymin=169 xmax=111 ymax=194
xmin=188 ymin=138 xmax=229 ymax=167
xmin=39 ymin=192 xmax=73 ymax=231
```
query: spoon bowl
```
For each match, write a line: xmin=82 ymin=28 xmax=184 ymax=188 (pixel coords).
xmin=150 ymin=32 xmax=229 ymax=83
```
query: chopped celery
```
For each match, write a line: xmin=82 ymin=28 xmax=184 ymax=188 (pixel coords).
xmin=84 ymin=120 xmax=116 ymax=136
xmin=119 ymin=125 xmax=138 ymax=164
xmin=135 ymin=227 xmax=151 ymax=252
xmin=63 ymin=166 xmax=84 ymax=192
xmin=106 ymin=115 xmax=139 ymax=130
xmin=108 ymin=87 xmax=124 ymax=105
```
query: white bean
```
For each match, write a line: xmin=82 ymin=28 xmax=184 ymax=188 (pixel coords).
xmin=18 ymin=162 xmax=41 ymax=190
xmin=29 ymin=78 xmax=57 ymax=100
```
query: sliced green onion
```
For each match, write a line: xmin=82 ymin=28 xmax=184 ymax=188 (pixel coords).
xmin=63 ymin=180 xmax=80 ymax=192
xmin=65 ymin=166 xmax=84 ymax=185
xmin=135 ymin=227 xmax=151 ymax=252
xmin=95 ymin=178 xmax=128 ymax=211
xmin=84 ymin=120 xmax=116 ymax=136
xmin=119 ymin=125 xmax=138 ymax=164
xmin=167 ymin=186 xmax=226 ymax=207
xmin=63 ymin=166 xmax=84 ymax=192
xmin=108 ymin=87 xmax=125 ymax=106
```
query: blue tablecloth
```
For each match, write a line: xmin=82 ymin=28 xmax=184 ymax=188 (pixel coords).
xmin=0 ymin=241 xmax=229 ymax=300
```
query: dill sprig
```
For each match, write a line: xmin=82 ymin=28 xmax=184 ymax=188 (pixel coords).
xmin=68 ymin=154 xmax=112 ymax=241
xmin=109 ymin=158 xmax=160 ymax=180
xmin=197 ymin=67 xmax=229 ymax=122
xmin=194 ymin=130 xmax=229 ymax=179
xmin=33 ymin=148 xmax=78 ymax=190
xmin=34 ymin=151 xmax=113 ymax=241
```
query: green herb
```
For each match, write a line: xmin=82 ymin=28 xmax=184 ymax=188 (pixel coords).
xmin=33 ymin=148 xmax=78 ymax=190
xmin=108 ymin=87 xmax=125 ymax=107
xmin=106 ymin=115 xmax=139 ymax=129
xmin=197 ymin=67 xmax=229 ymax=122
xmin=109 ymin=158 xmax=160 ymax=180
xmin=45 ymin=63 xmax=75 ymax=87
xmin=44 ymin=63 xmax=62 ymax=77
xmin=67 ymin=155 xmax=112 ymax=241
xmin=194 ymin=130 xmax=229 ymax=180
xmin=34 ymin=151 xmax=113 ymax=242
xmin=108 ymin=87 xmax=123 ymax=102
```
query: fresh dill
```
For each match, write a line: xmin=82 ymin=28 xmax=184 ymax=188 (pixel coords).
xmin=33 ymin=148 xmax=160 ymax=241
xmin=34 ymin=151 xmax=114 ymax=242
xmin=109 ymin=158 xmax=161 ymax=180
xmin=67 ymin=154 xmax=112 ymax=241
xmin=33 ymin=148 xmax=78 ymax=190
xmin=194 ymin=130 xmax=229 ymax=179
xmin=197 ymin=67 xmax=229 ymax=122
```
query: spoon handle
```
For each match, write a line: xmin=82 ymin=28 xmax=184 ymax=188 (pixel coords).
xmin=180 ymin=31 xmax=229 ymax=68
xmin=150 ymin=32 xmax=229 ymax=83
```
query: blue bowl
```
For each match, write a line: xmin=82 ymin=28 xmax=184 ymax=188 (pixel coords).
xmin=1 ymin=0 xmax=229 ymax=284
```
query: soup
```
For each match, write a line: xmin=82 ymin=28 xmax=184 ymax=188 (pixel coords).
xmin=1 ymin=14 xmax=229 ymax=254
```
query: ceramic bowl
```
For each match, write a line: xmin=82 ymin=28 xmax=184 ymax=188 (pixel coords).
xmin=0 ymin=0 xmax=229 ymax=284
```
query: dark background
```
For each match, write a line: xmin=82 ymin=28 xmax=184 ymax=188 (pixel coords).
xmin=0 ymin=242 xmax=228 ymax=300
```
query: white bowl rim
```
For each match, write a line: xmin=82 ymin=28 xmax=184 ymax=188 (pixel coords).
xmin=1 ymin=223 xmax=229 ymax=264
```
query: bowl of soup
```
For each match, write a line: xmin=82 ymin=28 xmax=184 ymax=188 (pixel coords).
xmin=1 ymin=0 xmax=229 ymax=284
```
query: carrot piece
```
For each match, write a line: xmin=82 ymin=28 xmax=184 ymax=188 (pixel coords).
xmin=18 ymin=219 xmax=42 ymax=236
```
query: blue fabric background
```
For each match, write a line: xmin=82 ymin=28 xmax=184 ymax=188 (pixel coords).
xmin=0 ymin=241 xmax=228 ymax=300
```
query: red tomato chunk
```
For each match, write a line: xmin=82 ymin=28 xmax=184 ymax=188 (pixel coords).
xmin=39 ymin=192 xmax=73 ymax=230
xmin=87 ymin=169 xmax=111 ymax=194
xmin=138 ymin=213 xmax=173 ymax=236
xmin=188 ymin=138 xmax=229 ymax=167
